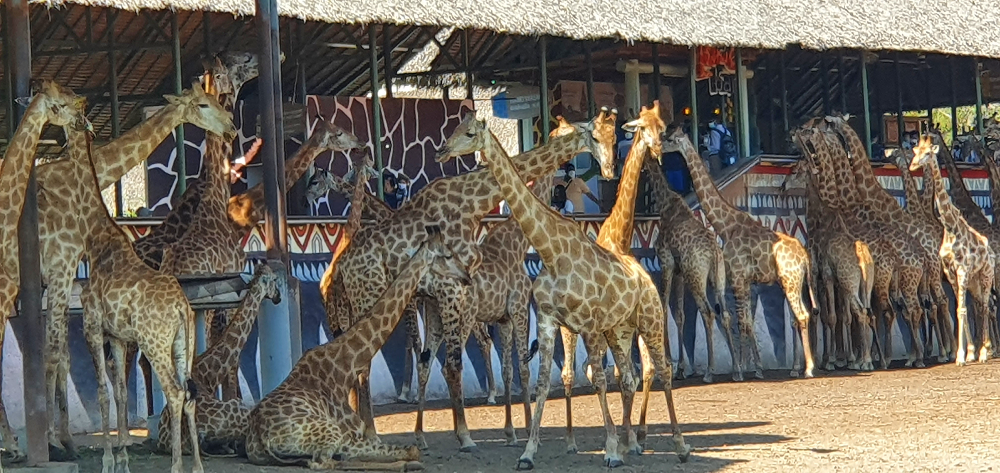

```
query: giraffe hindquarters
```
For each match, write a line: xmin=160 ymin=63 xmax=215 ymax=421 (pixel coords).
xmin=773 ymin=238 xmax=816 ymax=378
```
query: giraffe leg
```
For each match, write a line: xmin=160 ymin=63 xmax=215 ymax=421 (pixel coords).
xmin=148 ymin=355 xmax=191 ymax=473
xmin=471 ymin=323 xmax=498 ymax=405
xmin=559 ymin=325 xmax=579 ymax=454
xmin=436 ymin=288 xmax=477 ymax=452
xmin=683 ymin=260 xmax=719 ymax=383
xmin=44 ymin=275 xmax=75 ymax=458
xmin=707 ymin=251 xmax=741 ymax=382
xmin=901 ymin=275 xmax=926 ymax=368
xmin=671 ymin=275 xmax=690 ymax=379
xmin=659 ymin=251 xmax=684 ymax=379
xmin=953 ymin=268 xmax=972 ymax=366
xmin=108 ymin=341 xmax=132 ymax=473
xmin=511 ymin=291 xmax=533 ymax=429
xmin=497 ymin=320 xmax=517 ymax=445
xmin=517 ymin=317 xmax=557 ymax=470
xmin=636 ymin=289 xmax=691 ymax=462
xmin=81 ymin=303 xmax=116 ymax=473
xmin=971 ymin=274 xmax=993 ymax=363
xmin=398 ymin=304 xmax=420 ymax=404
xmin=0 ymin=304 xmax=23 ymax=463
xmin=414 ymin=302 xmax=443 ymax=451
xmin=731 ymin=280 xmax=761 ymax=379
xmin=581 ymin=334 xmax=625 ymax=468
xmin=819 ymin=269 xmax=838 ymax=371
xmin=775 ymin=248 xmax=816 ymax=378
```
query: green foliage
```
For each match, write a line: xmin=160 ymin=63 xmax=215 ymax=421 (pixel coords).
xmin=904 ymin=103 xmax=1000 ymax=146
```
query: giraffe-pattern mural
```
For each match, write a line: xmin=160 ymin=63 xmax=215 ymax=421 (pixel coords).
xmin=1 ymin=147 xmax=991 ymax=440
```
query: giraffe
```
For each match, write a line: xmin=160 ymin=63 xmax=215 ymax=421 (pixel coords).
xmin=132 ymin=51 xmax=264 ymax=267
xmin=892 ymin=149 xmax=956 ymax=357
xmin=931 ymin=128 xmax=992 ymax=233
xmin=36 ymin=84 xmax=235 ymax=457
xmin=666 ymin=126 xmax=818 ymax=379
xmin=413 ymin=118 xmax=573 ymax=448
xmin=244 ymin=226 xmax=471 ymax=471
xmin=155 ymin=262 xmax=283 ymax=457
xmin=793 ymin=121 xmax=929 ymax=368
xmin=307 ymin=165 xmax=502 ymax=407
xmin=642 ymin=153 xmax=738 ymax=381
xmin=0 ymin=80 xmax=88 ymax=463
xmin=555 ymin=103 xmax=674 ymax=453
xmin=779 ymin=157 xmax=876 ymax=371
xmin=820 ymin=115 xmax=954 ymax=365
xmin=910 ymin=135 xmax=995 ymax=365
xmin=338 ymin=108 xmax=618 ymax=451
xmin=72 ymin=121 xmax=202 ymax=473
xmin=467 ymin=117 xmax=690 ymax=469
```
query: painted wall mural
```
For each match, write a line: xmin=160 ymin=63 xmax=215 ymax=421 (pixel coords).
xmin=0 ymin=157 xmax=991 ymax=440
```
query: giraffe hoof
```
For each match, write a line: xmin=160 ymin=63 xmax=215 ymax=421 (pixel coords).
xmin=732 ymin=372 xmax=744 ymax=382
xmin=459 ymin=444 xmax=479 ymax=453
xmin=804 ymin=369 xmax=815 ymax=378
xmin=702 ymin=373 xmax=713 ymax=384
xmin=566 ymin=446 xmax=578 ymax=454
xmin=516 ymin=457 xmax=535 ymax=470
xmin=678 ymin=444 xmax=693 ymax=463
xmin=636 ymin=430 xmax=647 ymax=444
xmin=823 ymin=362 xmax=835 ymax=371
xmin=789 ymin=370 xmax=800 ymax=378
xmin=605 ymin=458 xmax=625 ymax=468
xmin=628 ymin=445 xmax=643 ymax=456
xmin=754 ymin=370 xmax=764 ymax=379
xmin=914 ymin=360 xmax=926 ymax=368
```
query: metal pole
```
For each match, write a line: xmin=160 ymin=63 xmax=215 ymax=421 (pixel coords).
xmin=860 ymin=50 xmax=873 ymax=159
xmin=975 ymin=57 xmax=984 ymax=138
xmin=895 ymin=53 xmax=904 ymax=149
xmin=651 ymin=43 xmax=661 ymax=103
xmin=369 ymin=24 xmax=385 ymax=200
xmin=736 ymin=48 xmax=750 ymax=159
xmin=3 ymin=5 xmax=13 ymax=140
xmin=383 ymin=24 xmax=393 ymax=99
xmin=690 ymin=46 xmax=700 ymax=150
xmin=255 ymin=0 xmax=292 ymax=395
xmin=821 ymin=55 xmax=831 ymax=115
xmin=779 ymin=49 xmax=789 ymax=137
xmin=109 ymin=11 xmax=124 ymax=216
xmin=951 ymin=56 xmax=959 ymax=144
xmin=6 ymin=0 xmax=49 ymax=464
xmin=462 ymin=29 xmax=473 ymax=100
xmin=539 ymin=36 xmax=550 ymax=142
xmin=585 ymin=43 xmax=595 ymax=119
xmin=924 ymin=60 xmax=933 ymax=129
xmin=838 ymin=51 xmax=847 ymax=114
xmin=172 ymin=12 xmax=186 ymax=199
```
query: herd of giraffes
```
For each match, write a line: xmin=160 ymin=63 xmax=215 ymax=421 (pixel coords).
xmin=3 ymin=49 xmax=1000 ymax=473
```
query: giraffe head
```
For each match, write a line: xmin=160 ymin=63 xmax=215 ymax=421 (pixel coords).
xmin=16 ymin=80 xmax=89 ymax=130
xmin=250 ymin=262 xmax=284 ymax=305
xmin=201 ymin=51 xmax=275 ymax=99
xmin=308 ymin=116 xmax=363 ymax=152
xmin=415 ymin=225 xmax=473 ymax=286
xmin=780 ymin=158 xmax=816 ymax=193
xmin=434 ymin=112 xmax=487 ymax=162
xmin=163 ymin=84 xmax=236 ymax=140
xmin=909 ymin=135 xmax=939 ymax=172
xmin=590 ymin=106 xmax=619 ymax=178
xmin=305 ymin=151 xmax=377 ymax=204
xmin=889 ymin=148 xmax=910 ymax=171
xmin=621 ymin=101 xmax=666 ymax=163
xmin=660 ymin=123 xmax=698 ymax=156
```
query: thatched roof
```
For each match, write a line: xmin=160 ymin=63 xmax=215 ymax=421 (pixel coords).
xmin=37 ymin=0 xmax=1000 ymax=58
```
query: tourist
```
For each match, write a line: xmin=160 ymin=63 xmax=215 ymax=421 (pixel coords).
xmin=560 ymin=163 xmax=599 ymax=214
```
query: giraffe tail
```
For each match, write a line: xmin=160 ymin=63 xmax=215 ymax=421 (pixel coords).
xmin=805 ymin=257 xmax=820 ymax=317
xmin=711 ymin=246 xmax=729 ymax=317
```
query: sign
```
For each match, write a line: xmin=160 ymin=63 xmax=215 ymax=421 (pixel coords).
xmin=492 ymin=85 xmax=541 ymax=120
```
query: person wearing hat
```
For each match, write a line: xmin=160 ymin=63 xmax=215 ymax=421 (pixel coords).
xmin=560 ymin=163 xmax=600 ymax=214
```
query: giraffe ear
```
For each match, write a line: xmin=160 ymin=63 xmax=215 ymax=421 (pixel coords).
xmin=931 ymin=144 xmax=940 ymax=154
xmin=14 ymin=96 xmax=32 ymax=108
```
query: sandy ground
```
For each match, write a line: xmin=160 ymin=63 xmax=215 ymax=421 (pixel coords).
xmin=60 ymin=361 xmax=1000 ymax=472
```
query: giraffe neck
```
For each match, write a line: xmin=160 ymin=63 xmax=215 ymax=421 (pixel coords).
xmin=193 ymin=133 xmax=233 ymax=221
xmin=0 ymin=102 xmax=48 ymax=269
xmin=642 ymin=156 xmax=691 ymax=224
xmin=673 ymin=136 xmax=751 ymax=238
xmin=209 ymin=274 xmax=270 ymax=370
xmin=229 ymin=142 xmax=329 ymax=231
xmin=339 ymin=244 xmax=430 ymax=376
xmin=595 ymin=135 xmax=649 ymax=254
xmin=88 ymin=101 xmax=187 ymax=189
xmin=482 ymin=129 xmax=576 ymax=265
xmin=806 ymin=131 xmax=859 ymax=209
xmin=344 ymin=165 xmax=369 ymax=239
xmin=328 ymin=173 xmax=395 ymax=222
xmin=938 ymin=146 xmax=990 ymax=229
xmin=923 ymin=158 xmax=970 ymax=233
xmin=983 ymin=154 xmax=1000 ymax=228
xmin=897 ymin=160 xmax=931 ymax=218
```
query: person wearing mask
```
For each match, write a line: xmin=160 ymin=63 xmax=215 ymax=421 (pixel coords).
xmin=561 ymin=163 xmax=600 ymax=214
xmin=382 ymin=171 xmax=405 ymax=209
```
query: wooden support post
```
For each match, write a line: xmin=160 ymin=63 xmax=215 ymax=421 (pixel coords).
xmin=975 ymin=57 xmax=984 ymax=139
xmin=109 ymin=10 xmax=124 ymax=216
xmin=779 ymin=49 xmax=789 ymax=139
xmin=651 ymin=43 xmax=661 ymax=103
xmin=690 ymin=46 xmax=700 ymax=151
xmin=6 ymin=0 xmax=49 ymax=463
xmin=585 ymin=43 xmax=595 ymax=118
xmin=838 ymin=51 xmax=847 ymax=114
xmin=384 ymin=24 xmax=394 ymax=99
xmin=951 ymin=56 xmax=959 ymax=143
xmin=860 ymin=50 xmax=873 ymax=159
xmin=462 ymin=29 xmax=473 ymax=100
xmin=736 ymin=48 xmax=750 ymax=159
xmin=821 ymin=55 xmax=831 ymax=115
xmin=895 ymin=53 xmax=904 ymax=149
xmin=369 ymin=24 xmax=386 ymax=199
xmin=539 ymin=36 xmax=550 ymax=143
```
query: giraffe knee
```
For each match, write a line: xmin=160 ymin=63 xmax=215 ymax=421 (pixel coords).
xmin=419 ymin=349 xmax=432 ymax=364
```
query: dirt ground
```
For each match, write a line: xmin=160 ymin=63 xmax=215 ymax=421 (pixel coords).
xmin=64 ymin=361 xmax=1000 ymax=473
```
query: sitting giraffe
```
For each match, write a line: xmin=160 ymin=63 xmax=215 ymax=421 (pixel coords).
xmin=72 ymin=122 xmax=202 ymax=473
xmin=642 ymin=154 xmax=739 ymax=381
xmin=459 ymin=116 xmax=690 ymax=469
xmin=155 ymin=262 xmax=283 ymax=457
xmin=245 ymin=226 xmax=471 ymax=471
xmin=910 ymin=136 xmax=995 ymax=365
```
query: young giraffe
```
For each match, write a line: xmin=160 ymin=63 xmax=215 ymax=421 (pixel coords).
xmin=666 ymin=126 xmax=818 ymax=378
xmin=72 ymin=121 xmax=203 ymax=473
xmin=338 ymin=109 xmax=618 ymax=450
xmin=40 ymin=87 xmax=234 ymax=456
xmin=643 ymin=154 xmax=739 ymax=381
xmin=417 ymin=117 xmax=575 ymax=448
xmin=470 ymin=118 xmax=690 ymax=469
xmin=780 ymin=157 xmax=876 ymax=371
xmin=892 ymin=150 xmax=956 ymax=358
xmin=911 ymin=136 xmax=995 ymax=365
xmin=155 ymin=262 xmax=283 ymax=457
xmin=0 ymin=80 xmax=88 ymax=463
xmin=245 ymin=226 xmax=471 ymax=471
xmin=821 ymin=115 xmax=952 ymax=365
xmin=796 ymin=120 xmax=928 ymax=368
